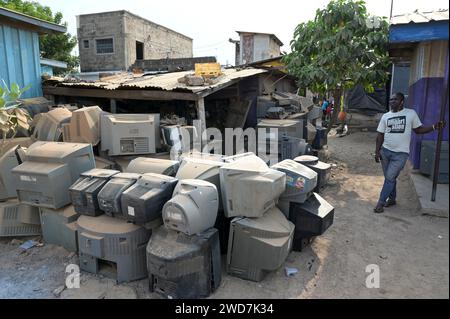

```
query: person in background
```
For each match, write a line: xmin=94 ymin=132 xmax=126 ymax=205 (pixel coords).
xmin=373 ymin=92 xmax=446 ymax=213
xmin=321 ymin=97 xmax=329 ymax=120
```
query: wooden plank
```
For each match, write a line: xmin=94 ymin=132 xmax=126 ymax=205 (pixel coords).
xmin=42 ymin=86 xmax=199 ymax=101
xmin=196 ymin=98 xmax=207 ymax=134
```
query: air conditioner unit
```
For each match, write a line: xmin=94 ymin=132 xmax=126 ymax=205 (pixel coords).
xmin=100 ymin=114 xmax=160 ymax=156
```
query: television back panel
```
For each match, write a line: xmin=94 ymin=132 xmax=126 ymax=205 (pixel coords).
xmin=12 ymin=142 xmax=96 ymax=209
xmin=39 ymin=205 xmax=80 ymax=252
xmin=0 ymin=146 xmax=24 ymax=201
xmin=288 ymin=192 xmax=334 ymax=252
xmin=121 ymin=173 xmax=178 ymax=225
xmin=32 ymin=107 xmax=72 ymax=142
xmin=100 ymin=114 xmax=160 ymax=156
xmin=147 ymin=226 xmax=222 ymax=299
xmin=420 ymin=141 xmax=449 ymax=183
xmin=294 ymin=156 xmax=331 ymax=191
xmin=271 ymin=160 xmax=317 ymax=205
xmin=0 ymin=200 xmax=41 ymax=237
xmin=163 ymin=179 xmax=218 ymax=236
xmin=226 ymin=207 xmax=294 ymax=282
xmin=69 ymin=169 xmax=120 ymax=216
xmin=64 ymin=106 xmax=102 ymax=145
xmin=97 ymin=173 xmax=141 ymax=217
xmin=126 ymin=158 xmax=180 ymax=177
xmin=220 ymin=155 xmax=286 ymax=218
xmin=77 ymin=214 xmax=152 ymax=283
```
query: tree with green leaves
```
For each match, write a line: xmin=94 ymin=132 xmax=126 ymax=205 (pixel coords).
xmin=0 ymin=0 xmax=79 ymax=74
xmin=284 ymin=0 xmax=390 ymax=112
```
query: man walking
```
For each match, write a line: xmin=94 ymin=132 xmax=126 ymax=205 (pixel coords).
xmin=374 ymin=92 xmax=445 ymax=213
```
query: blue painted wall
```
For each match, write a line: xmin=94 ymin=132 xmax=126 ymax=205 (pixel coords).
xmin=0 ymin=24 xmax=42 ymax=98
xmin=41 ymin=65 xmax=54 ymax=76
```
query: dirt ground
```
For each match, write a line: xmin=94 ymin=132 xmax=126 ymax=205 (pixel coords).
xmin=0 ymin=131 xmax=448 ymax=299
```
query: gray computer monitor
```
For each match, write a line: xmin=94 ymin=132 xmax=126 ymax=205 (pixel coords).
xmin=125 ymin=157 xmax=180 ymax=177
xmin=100 ymin=114 xmax=160 ymax=156
xmin=121 ymin=173 xmax=178 ymax=225
xmin=69 ymin=169 xmax=120 ymax=216
xmin=11 ymin=142 xmax=96 ymax=209
xmin=0 ymin=200 xmax=41 ymax=237
xmin=226 ymin=207 xmax=294 ymax=282
xmin=97 ymin=173 xmax=141 ymax=217
xmin=220 ymin=155 xmax=286 ymax=218
xmin=32 ymin=107 xmax=72 ymax=142
xmin=63 ymin=106 xmax=103 ymax=145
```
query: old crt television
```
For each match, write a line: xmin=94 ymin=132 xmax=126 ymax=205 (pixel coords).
xmin=163 ymin=179 xmax=218 ymax=236
xmin=69 ymin=169 xmax=120 ymax=216
xmin=288 ymin=192 xmax=334 ymax=252
xmin=294 ymin=155 xmax=331 ymax=191
xmin=11 ymin=142 xmax=96 ymax=209
xmin=63 ymin=106 xmax=103 ymax=145
xmin=121 ymin=173 xmax=178 ymax=225
xmin=0 ymin=146 xmax=27 ymax=201
xmin=176 ymin=155 xmax=223 ymax=205
xmin=219 ymin=155 xmax=286 ymax=218
xmin=226 ymin=207 xmax=294 ymax=282
xmin=0 ymin=200 xmax=41 ymax=237
xmin=126 ymin=157 xmax=180 ymax=177
xmin=97 ymin=173 xmax=141 ymax=217
xmin=271 ymin=160 xmax=317 ymax=216
xmin=100 ymin=114 xmax=161 ymax=156
xmin=161 ymin=125 xmax=197 ymax=148
xmin=257 ymin=119 xmax=304 ymax=139
xmin=32 ymin=107 xmax=72 ymax=142
xmin=77 ymin=214 xmax=152 ymax=283
xmin=39 ymin=205 xmax=80 ymax=252
xmin=147 ymin=226 xmax=221 ymax=299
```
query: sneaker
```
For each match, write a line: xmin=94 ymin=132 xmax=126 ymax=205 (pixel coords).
xmin=384 ymin=199 xmax=397 ymax=207
xmin=373 ymin=205 xmax=384 ymax=214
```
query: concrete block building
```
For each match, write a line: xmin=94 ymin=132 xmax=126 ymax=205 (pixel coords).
xmin=233 ymin=31 xmax=283 ymax=65
xmin=77 ymin=10 xmax=193 ymax=72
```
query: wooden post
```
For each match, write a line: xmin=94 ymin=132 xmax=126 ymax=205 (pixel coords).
xmin=110 ymin=99 xmax=117 ymax=114
xmin=196 ymin=97 xmax=206 ymax=137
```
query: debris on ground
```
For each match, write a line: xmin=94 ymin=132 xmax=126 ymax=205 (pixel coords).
xmin=285 ymin=267 xmax=299 ymax=277
xmin=53 ymin=285 xmax=66 ymax=297
xmin=19 ymin=240 xmax=39 ymax=251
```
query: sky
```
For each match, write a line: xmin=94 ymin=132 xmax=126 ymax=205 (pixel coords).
xmin=36 ymin=0 xmax=449 ymax=66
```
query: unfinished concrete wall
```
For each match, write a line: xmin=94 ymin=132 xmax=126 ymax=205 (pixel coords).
xmin=77 ymin=10 xmax=192 ymax=72
xmin=77 ymin=11 xmax=127 ymax=72
xmin=123 ymin=11 xmax=192 ymax=69
xmin=132 ymin=56 xmax=216 ymax=72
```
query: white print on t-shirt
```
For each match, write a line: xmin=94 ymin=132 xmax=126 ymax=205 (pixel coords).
xmin=386 ymin=116 xmax=406 ymax=133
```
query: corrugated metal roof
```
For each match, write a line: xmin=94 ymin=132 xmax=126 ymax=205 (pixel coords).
xmin=45 ymin=68 xmax=267 ymax=94
xmin=391 ymin=9 xmax=449 ymax=25
xmin=0 ymin=7 xmax=66 ymax=34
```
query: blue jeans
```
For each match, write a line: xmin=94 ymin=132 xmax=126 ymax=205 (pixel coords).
xmin=378 ymin=147 xmax=409 ymax=206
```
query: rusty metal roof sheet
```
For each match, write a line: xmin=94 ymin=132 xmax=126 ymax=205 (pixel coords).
xmin=45 ymin=68 xmax=267 ymax=95
xmin=391 ymin=9 xmax=449 ymax=25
